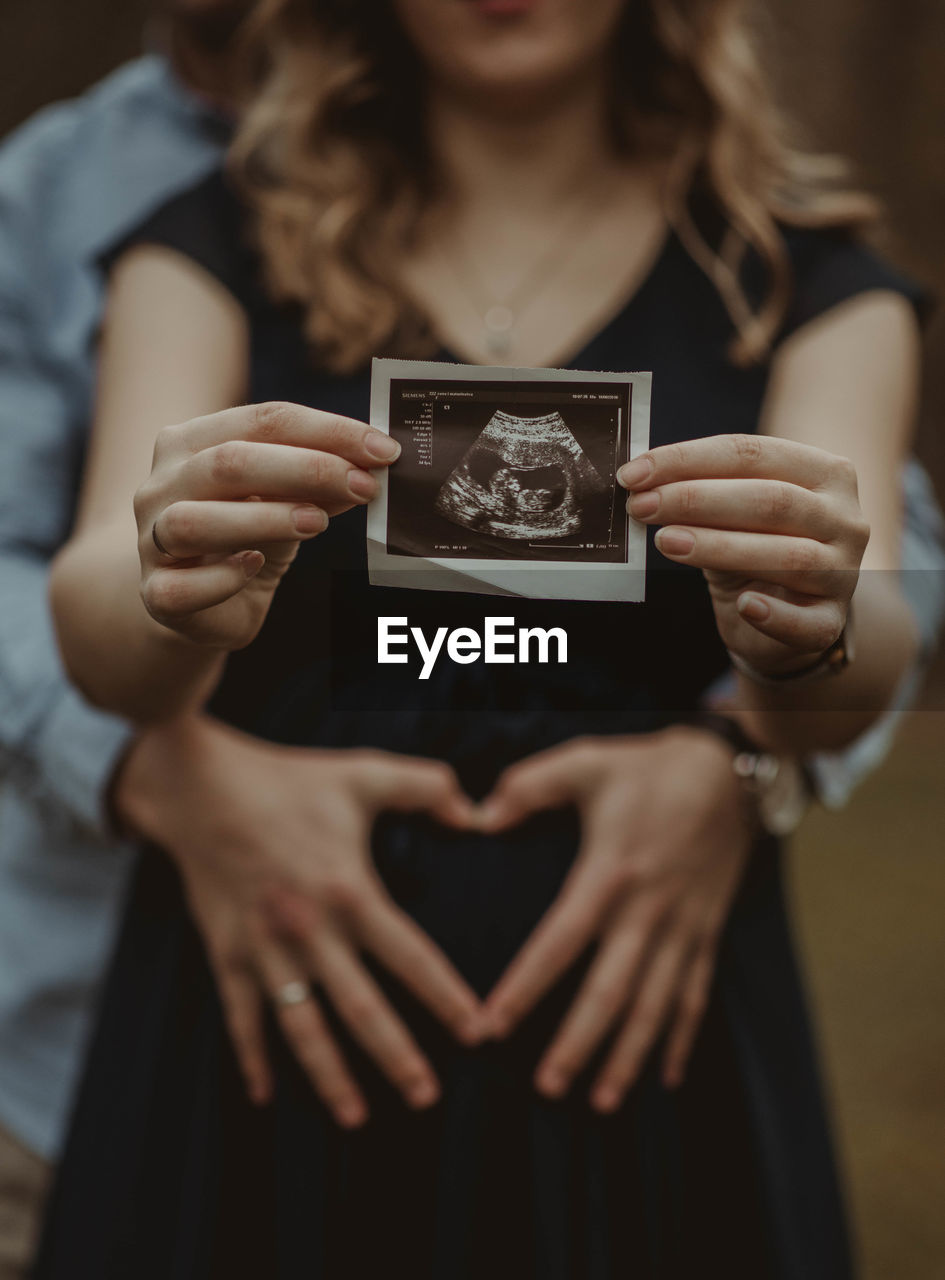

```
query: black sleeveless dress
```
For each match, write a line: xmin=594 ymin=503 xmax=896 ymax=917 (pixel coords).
xmin=34 ymin=173 xmax=926 ymax=1280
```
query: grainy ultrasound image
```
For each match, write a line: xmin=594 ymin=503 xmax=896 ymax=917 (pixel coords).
xmin=383 ymin=376 xmax=633 ymax=564
xmin=434 ymin=409 xmax=607 ymax=540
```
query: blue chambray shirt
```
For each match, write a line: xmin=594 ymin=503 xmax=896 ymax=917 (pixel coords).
xmin=0 ymin=55 xmax=225 ymax=1160
xmin=0 ymin=53 xmax=942 ymax=1165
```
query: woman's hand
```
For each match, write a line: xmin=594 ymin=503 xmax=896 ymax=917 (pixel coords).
xmin=619 ymin=435 xmax=870 ymax=677
xmin=113 ymin=717 xmax=482 ymax=1128
xmin=133 ymin=401 xmax=400 ymax=649
xmin=476 ymin=729 xmax=752 ymax=1108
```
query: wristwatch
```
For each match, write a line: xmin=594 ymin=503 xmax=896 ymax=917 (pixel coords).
xmin=690 ymin=711 xmax=814 ymax=837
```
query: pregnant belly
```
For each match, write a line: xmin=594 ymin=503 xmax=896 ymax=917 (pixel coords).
xmin=349 ymin=806 xmax=591 ymax=1094
xmin=371 ymin=807 xmax=582 ymax=1000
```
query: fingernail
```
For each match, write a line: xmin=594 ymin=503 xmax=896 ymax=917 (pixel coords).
xmin=591 ymin=1086 xmax=621 ymax=1113
xmin=292 ymin=505 xmax=328 ymax=535
xmin=457 ymin=1013 xmax=485 ymax=1045
xmin=482 ymin=1008 xmax=510 ymax=1039
xmin=655 ymin=528 xmax=695 ymax=557
xmin=337 ymin=1099 xmax=367 ymax=1128
xmin=234 ymin=549 xmax=265 ymax=576
xmin=475 ymin=801 xmax=502 ymax=831
xmin=738 ymin=592 xmax=770 ymax=622
xmin=365 ymin=430 xmax=401 ymax=461
xmin=628 ymin=490 xmax=660 ymax=519
xmin=536 ymin=1066 xmax=567 ymax=1098
xmin=617 ymin=456 xmax=653 ymax=489
xmin=408 ymin=1079 xmax=440 ymax=1109
xmin=348 ymin=468 xmax=378 ymax=500
xmin=449 ymin=797 xmax=478 ymax=828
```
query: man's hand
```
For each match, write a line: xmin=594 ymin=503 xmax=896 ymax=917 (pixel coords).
xmin=477 ymin=728 xmax=752 ymax=1109
xmin=111 ymin=716 xmax=482 ymax=1128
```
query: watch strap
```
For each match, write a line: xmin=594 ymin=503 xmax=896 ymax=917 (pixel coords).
xmin=686 ymin=710 xmax=762 ymax=757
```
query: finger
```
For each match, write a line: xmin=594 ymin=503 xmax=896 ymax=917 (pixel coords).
xmin=357 ymin=753 xmax=476 ymax=829
xmin=533 ymin=897 xmax=665 ymax=1097
xmin=214 ymin=964 xmax=272 ymax=1106
xmin=654 ymin=525 xmax=855 ymax=586
xmin=182 ymin=439 xmax=380 ymax=510
xmin=310 ymin=933 xmax=441 ymax=1109
xmin=151 ymin=499 xmax=328 ymax=559
xmin=617 ymin=435 xmax=847 ymax=493
xmin=590 ymin=928 xmax=693 ymax=1112
xmin=734 ymin=589 xmax=847 ymax=653
xmin=627 ymin=478 xmax=840 ymax=540
xmin=160 ymin=401 xmax=401 ymax=469
xmin=142 ymin=552 xmax=265 ymax=623
xmin=662 ymin=943 xmax=716 ymax=1089
xmin=482 ymin=864 xmax=610 ymax=1037
xmin=254 ymin=942 xmax=367 ymax=1127
xmin=477 ymin=739 xmax=598 ymax=832
xmin=363 ymin=898 xmax=484 ymax=1045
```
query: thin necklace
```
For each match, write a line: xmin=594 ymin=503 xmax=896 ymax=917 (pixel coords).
xmin=437 ymin=171 xmax=624 ymax=360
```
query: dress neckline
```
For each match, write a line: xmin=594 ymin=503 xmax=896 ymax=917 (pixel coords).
xmin=433 ymin=225 xmax=677 ymax=372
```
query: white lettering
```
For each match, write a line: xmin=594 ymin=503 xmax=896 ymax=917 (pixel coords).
xmin=518 ymin=627 xmax=568 ymax=664
xmin=377 ymin=616 xmax=409 ymax=663
xmin=447 ymin=627 xmax=482 ymax=664
xmin=484 ymin=616 xmax=516 ymax=663
xmin=376 ymin=617 xmax=569 ymax=678
xmin=412 ymin=625 xmax=448 ymax=681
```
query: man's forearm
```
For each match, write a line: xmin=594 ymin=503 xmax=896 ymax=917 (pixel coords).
xmin=735 ymin=573 xmax=920 ymax=754
xmin=50 ymin=525 xmax=226 ymax=724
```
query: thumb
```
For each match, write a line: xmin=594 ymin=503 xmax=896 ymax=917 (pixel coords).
xmin=363 ymin=753 xmax=476 ymax=829
xmin=477 ymin=742 xmax=591 ymax=833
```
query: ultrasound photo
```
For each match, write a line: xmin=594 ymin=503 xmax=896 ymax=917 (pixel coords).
xmin=367 ymin=359 xmax=652 ymax=602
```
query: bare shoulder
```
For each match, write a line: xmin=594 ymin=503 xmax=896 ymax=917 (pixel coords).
xmin=762 ymin=290 xmax=920 ymax=441
xmin=768 ymin=290 xmax=920 ymax=399
xmin=106 ymin=241 xmax=249 ymax=338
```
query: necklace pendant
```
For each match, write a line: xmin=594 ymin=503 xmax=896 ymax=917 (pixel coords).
xmin=484 ymin=304 xmax=514 ymax=334
xmin=484 ymin=328 xmax=512 ymax=358
xmin=483 ymin=304 xmax=514 ymax=358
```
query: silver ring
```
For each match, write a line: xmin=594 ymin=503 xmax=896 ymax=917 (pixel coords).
xmin=151 ymin=519 xmax=172 ymax=558
xmin=273 ymin=980 xmax=311 ymax=1008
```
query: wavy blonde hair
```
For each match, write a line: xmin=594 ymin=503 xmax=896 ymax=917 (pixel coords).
xmin=226 ymin=0 xmax=878 ymax=374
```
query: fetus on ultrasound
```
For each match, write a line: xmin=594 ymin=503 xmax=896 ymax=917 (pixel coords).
xmin=434 ymin=409 xmax=607 ymax=540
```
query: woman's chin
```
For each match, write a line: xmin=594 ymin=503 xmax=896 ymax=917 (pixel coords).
xmin=398 ymin=0 xmax=617 ymax=111
xmin=430 ymin=43 xmax=605 ymax=115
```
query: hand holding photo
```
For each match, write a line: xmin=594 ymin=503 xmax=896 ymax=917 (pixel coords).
xmin=367 ymin=358 xmax=652 ymax=601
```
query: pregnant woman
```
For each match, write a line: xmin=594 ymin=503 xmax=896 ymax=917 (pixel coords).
xmin=38 ymin=0 xmax=925 ymax=1275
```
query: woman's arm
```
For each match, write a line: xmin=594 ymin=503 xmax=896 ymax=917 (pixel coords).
xmin=50 ymin=246 xmax=397 ymax=723
xmin=745 ymin=290 xmax=920 ymax=750
xmin=620 ymin=290 xmax=922 ymax=753
xmin=50 ymin=246 xmax=249 ymax=721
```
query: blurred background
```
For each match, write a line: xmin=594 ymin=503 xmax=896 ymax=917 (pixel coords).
xmin=0 ymin=2 xmax=941 ymax=1276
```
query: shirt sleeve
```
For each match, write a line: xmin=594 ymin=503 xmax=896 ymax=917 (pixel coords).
xmin=97 ymin=168 xmax=260 ymax=312
xmin=777 ymin=224 xmax=934 ymax=343
xmin=0 ymin=121 xmax=135 ymax=841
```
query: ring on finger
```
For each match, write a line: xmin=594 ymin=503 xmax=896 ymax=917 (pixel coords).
xmin=273 ymin=979 xmax=312 ymax=1008
xmin=151 ymin=518 xmax=173 ymax=558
